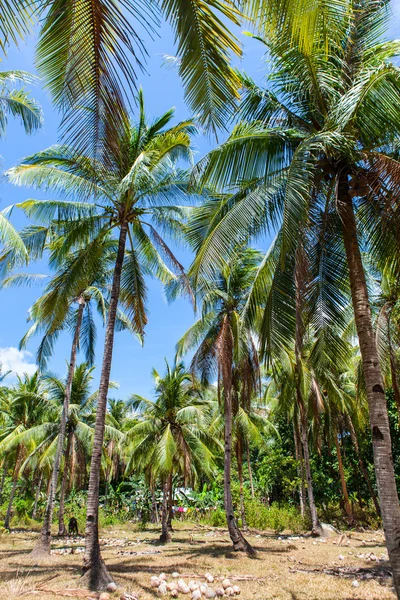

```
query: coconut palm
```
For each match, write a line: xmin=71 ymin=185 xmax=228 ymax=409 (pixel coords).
xmin=0 ymin=371 xmax=52 ymax=529
xmin=7 ymin=92 xmax=196 ymax=588
xmin=126 ymin=359 xmax=216 ymax=543
xmin=177 ymin=246 xmax=262 ymax=554
xmin=188 ymin=2 xmax=400 ymax=589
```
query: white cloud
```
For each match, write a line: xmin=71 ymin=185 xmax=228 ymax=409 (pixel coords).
xmin=0 ymin=347 xmax=37 ymax=379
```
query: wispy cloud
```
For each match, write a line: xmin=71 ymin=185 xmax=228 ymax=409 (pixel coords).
xmin=0 ymin=347 xmax=37 ymax=379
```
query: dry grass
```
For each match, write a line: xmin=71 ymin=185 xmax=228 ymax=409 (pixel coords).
xmin=0 ymin=522 xmax=395 ymax=600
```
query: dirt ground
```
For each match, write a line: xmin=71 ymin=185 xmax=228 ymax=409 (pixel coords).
xmin=0 ymin=522 xmax=395 ymax=600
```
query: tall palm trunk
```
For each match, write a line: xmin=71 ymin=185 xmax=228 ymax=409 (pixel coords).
xmin=0 ymin=459 xmax=7 ymax=500
xmin=246 ymin=445 xmax=255 ymax=499
xmin=293 ymin=419 xmax=306 ymax=518
xmin=167 ymin=472 xmax=174 ymax=531
xmin=346 ymin=415 xmax=380 ymax=515
xmin=236 ymin=438 xmax=248 ymax=530
xmin=333 ymin=424 xmax=353 ymax=523
xmin=4 ymin=446 xmax=21 ymax=530
xmin=58 ymin=431 xmax=73 ymax=535
xmin=82 ymin=223 xmax=127 ymax=590
xmin=387 ymin=311 xmax=400 ymax=424
xmin=32 ymin=297 xmax=85 ymax=556
xmin=219 ymin=318 xmax=255 ymax=555
xmin=160 ymin=480 xmax=171 ymax=543
xmin=32 ymin=472 xmax=43 ymax=520
xmin=151 ymin=488 xmax=159 ymax=523
xmin=295 ymin=244 xmax=321 ymax=535
xmin=338 ymin=177 xmax=400 ymax=597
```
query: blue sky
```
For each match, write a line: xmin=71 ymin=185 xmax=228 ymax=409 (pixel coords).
xmin=0 ymin=3 xmax=399 ymax=399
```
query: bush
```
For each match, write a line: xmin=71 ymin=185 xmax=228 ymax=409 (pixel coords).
xmin=245 ymin=500 xmax=305 ymax=533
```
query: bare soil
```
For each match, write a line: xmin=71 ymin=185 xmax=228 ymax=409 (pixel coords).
xmin=0 ymin=522 xmax=395 ymax=600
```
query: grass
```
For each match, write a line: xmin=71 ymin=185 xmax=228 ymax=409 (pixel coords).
xmin=0 ymin=521 xmax=395 ymax=600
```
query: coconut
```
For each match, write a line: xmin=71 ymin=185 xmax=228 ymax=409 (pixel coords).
xmin=107 ymin=582 xmax=117 ymax=593
xmin=225 ymin=588 xmax=235 ymax=597
xmin=222 ymin=579 xmax=232 ymax=590
xmin=172 ymin=572 xmax=180 ymax=578
xmin=200 ymin=585 xmax=207 ymax=594
xmin=206 ymin=588 xmax=216 ymax=598
xmin=232 ymin=586 xmax=241 ymax=595
xmin=215 ymin=588 xmax=225 ymax=597
xmin=192 ymin=590 xmax=202 ymax=600
xmin=205 ymin=574 xmax=214 ymax=584
xmin=171 ymin=590 xmax=179 ymax=597
xmin=151 ymin=577 xmax=161 ymax=588
xmin=189 ymin=581 xmax=199 ymax=591
xmin=158 ymin=582 xmax=168 ymax=595
xmin=99 ymin=594 xmax=110 ymax=600
xmin=159 ymin=573 xmax=167 ymax=581
xmin=167 ymin=582 xmax=177 ymax=592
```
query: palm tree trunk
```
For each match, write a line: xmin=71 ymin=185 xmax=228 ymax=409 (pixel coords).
xmin=4 ymin=447 xmax=21 ymax=530
xmin=151 ymin=488 xmax=159 ymax=523
xmin=32 ymin=472 xmax=43 ymax=520
xmin=0 ymin=459 xmax=7 ymax=501
xmin=387 ymin=312 xmax=400 ymax=424
xmin=167 ymin=472 xmax=174 ymax=531
xmin=246 ymin=445 xmax=255 ymax=499
xmin=236 ymin=438 xmax=248 ymax=531
xmin=58 ymin=431 xmax=73 ymax=535
xmin=293 ymin=419 xmax=306 ymax=518
xmin=338 ymin=178 xmax=400 ymax=596
xmin=82 ymin=223 xmax=127 ymax=590
xmin=333 ymin=424 xmax=353 ymax=523
xmin=160 ymin=480 xmax=171 ymax=543
xmin=32 ymin=297 xmax=85 ymax=557
xmin=346 ymin=415 xmax=380 ymax=515
xmin=294 ymin=244 xmax=321 ymax=535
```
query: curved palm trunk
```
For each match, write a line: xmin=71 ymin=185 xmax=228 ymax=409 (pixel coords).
xmin=58 ymin=431 xmax=73 ymax=535
xmin=338 ymin=180 xmax=400 ymax=597
xmin=293 ymin=419 xmax=306 ymax=518
xmin=160 ymin=480 xmax=171 ymax=543
xmin=219 ymin=318 xmax=255 ymax=555
xmin=4 ymin=446 xmax=21 ymax=530
xmin=246 ymin=445 xmax=255 ymax=499
xmin=295 ymin=245 xmax=321 ymax=535
xmin=32 ymin=297 xmax=85 ymax=557
xmin=82 ymin=223 xmax=127 ymax=590
xmin=236 ymin=438 xmax=248 ymax=531
xmin=333 ymin=424 xmax=353 ymax=523
xmin=32 ymin=472 xmax=43 ymax=520
xmin=346 ymin=415 xmax=380 ymax=516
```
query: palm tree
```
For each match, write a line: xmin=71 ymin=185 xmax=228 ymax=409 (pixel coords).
xmin=0 ymin=372 xmax=52 ymax=529
xmin=177 ymin=246 xmax=262 ymax=554
xmin=126 ymin=359 xmax=215 ymax=543
xmin=188 ymin=3 xmax=400 ymax=590
xmin=7 ymin=93 xmax=195 ymax=588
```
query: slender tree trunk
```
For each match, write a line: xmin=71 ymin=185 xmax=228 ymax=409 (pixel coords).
xmin=295 ymin=244 xmax=321 ymax=535
xmin=32 ymin=472 xmax=43 ymax=520
xmin=160 ymin=481 xmax=171 ymax=543
xmin=293 ymin=419 xmax=306 ymax=518
xmin=236 ymin=438 xmax=248 ymax=531
xmin=0 ymin=460 xmax=7 ymax=500
xmin=334 ymin=424 xmax=353 ymax=523
xmin=32 ymin=298 xmax=85 ymax=556
xmin=219 ymin=318 xmax=255 ymax=555
xmin=346 ymin=415 xmax=380 ymax=516
xmin=58 ymin=431 xmax=73 ymax=535
xmin=151 ymin=489 xmax=159 ymax=524
xmin=4 ymin=447 xmax=21 ymax=530
xmin=387 ymin=312 xmax=400 ymax=425
xmin=167 ymin=472 xmax=174 ymax=531
xmin=338 ymin=177 xmax=400 ymax=597
xmin=246 ymin=445 xmax=255 ymax=499
xmin=82 ymin=223 xmax=127 ymax=590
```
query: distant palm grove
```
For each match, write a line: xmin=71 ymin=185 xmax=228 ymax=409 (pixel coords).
xmin=1 ymin=0 xmax=400 ymax=597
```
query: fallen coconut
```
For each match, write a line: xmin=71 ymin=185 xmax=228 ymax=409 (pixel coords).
xmin=200 ymin=584 xmax=207 ymax=594
xmin=225 ymin=587 xmax=235 ymax=597
xmin=151 ymin=577 xmax=161 ymax=588
xmin=107 ymin=582 xmax=117 ymax=593
xmin=222 ymin=579 xmax=232 ymax=590
xmin=232 ymin=586 xmax=241 ymax=595
xmin=215 ymin=588 xmax=225 ymax=597
xmin=158 ymin=582 xmax=168 ymax=595
xmin=99 ymin=594 xmax=110 ymax=600
xmin=205 ymin=575 xmax=214 ymax=584
xmin=189 ymin=581 xmax=199 ymax=591
xmin=351 ymin=580 xmax=360 ymax=588
xmin=172 ymin=572 xmax=180 ymax=578
xmin=192 ymin=590 xmax=202 ymax=600
xmin=206 ymin=587 xmax=216 ymax=598
xmin=159 ymin=573 xmax=167 ymax=581
xmin=171 ymin=590 xmax=179 ymax=598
